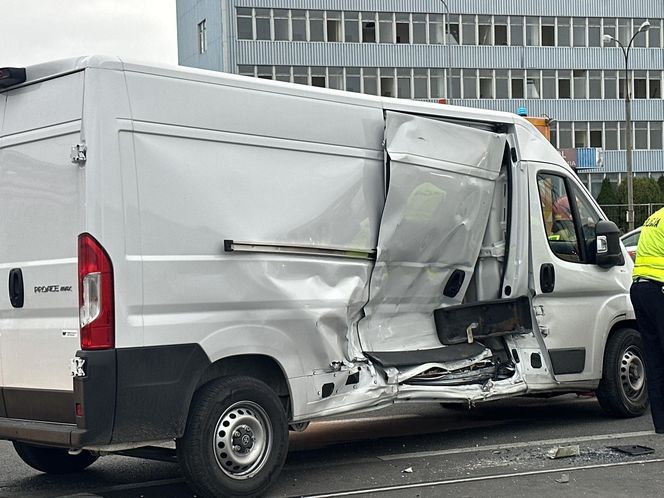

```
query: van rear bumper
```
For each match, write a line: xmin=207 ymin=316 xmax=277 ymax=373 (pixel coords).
xmin=0 ymin=418 xmax=87 ymax=447
xmin=0 ymin=344 xmax=210 ymax=448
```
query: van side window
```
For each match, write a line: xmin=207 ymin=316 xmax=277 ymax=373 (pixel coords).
xmin=537 ymin=173 xmax=602 ymax=264
xmin=537 ymin=174 xmax=581 ymax=263
xmin=572 ymin=184 xmax=601 ymax=264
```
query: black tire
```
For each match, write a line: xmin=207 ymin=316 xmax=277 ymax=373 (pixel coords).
xmin=596 ymin=328 xmax=649 ymax=418
xmin=177 ymin=376 xmax=288 ymax=498
xmin=12 ymin=442 xmax=98 ymax=474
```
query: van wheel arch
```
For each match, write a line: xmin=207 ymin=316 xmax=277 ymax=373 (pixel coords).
xmin=194 ymin=354 xmax=292 ymax=418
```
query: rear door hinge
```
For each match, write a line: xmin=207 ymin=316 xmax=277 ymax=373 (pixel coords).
xmin=70 ymin=144 xmax=87 ymax=165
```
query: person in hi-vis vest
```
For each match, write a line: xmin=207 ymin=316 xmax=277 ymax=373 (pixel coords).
xmin=631 ymin=207 xmax=664 ymax=433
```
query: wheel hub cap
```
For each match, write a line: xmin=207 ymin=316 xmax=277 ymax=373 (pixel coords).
xmin=621 ymin=348 xmax=645 ymax=397
xmin=213 ymin=401 xmax=272 ymax=480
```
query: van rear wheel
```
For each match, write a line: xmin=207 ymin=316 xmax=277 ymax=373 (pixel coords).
xmin=596 ymin=328 xmax=649 ymax=418
xmin=12 ymin=442 xmax=98 ymax=474
xmin=177 ymin=376 xmax=288 ymax=498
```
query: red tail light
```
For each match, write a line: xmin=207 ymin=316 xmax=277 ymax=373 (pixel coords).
xmin=78 ymin=233 xmax=115 ymax=350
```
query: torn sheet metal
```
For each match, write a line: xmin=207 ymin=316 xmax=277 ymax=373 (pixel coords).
xmin=359 ymin=112 xmax=507 ymax=353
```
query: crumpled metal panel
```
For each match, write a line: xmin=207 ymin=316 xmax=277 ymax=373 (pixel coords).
xmin=359 ymin=112 xmax=506 ymax=352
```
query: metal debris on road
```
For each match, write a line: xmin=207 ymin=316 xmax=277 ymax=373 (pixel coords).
xmin=546 ymin=444 xmax=580 ymax=459
xmin=402 ymin=467 xmax=413 ymax=473
xmin=609 ymin=445 xmax=655 ymax=456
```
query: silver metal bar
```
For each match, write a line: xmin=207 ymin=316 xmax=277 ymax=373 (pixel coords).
xmin=224 ymin=240 xmax=376 ymax=261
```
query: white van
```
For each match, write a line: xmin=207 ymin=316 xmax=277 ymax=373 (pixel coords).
xmin=0 ymin=56 xmax=643 ymax=497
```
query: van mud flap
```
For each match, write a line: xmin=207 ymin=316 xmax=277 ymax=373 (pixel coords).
xmin=434 ymin=296 xmax=532 ymax=345
xmin=364 ymin=343 xmax=497 ymax=386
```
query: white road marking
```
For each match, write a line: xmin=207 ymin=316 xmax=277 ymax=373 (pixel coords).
xmin=300 ymin=457 xmax=664 ymax=498
xmin=377 ymin=430 xmax=655 ymax=461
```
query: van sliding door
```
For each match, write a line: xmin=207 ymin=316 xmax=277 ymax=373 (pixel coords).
xmin=359 ymin=112 xmax=506 ymax=353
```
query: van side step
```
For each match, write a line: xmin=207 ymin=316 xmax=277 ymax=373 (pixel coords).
xmin=364 ymin=342 xmax=488 ymax=368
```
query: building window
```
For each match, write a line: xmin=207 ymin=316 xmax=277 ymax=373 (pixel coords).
xmin=590 ymin=122 xmax=603 ymax=147
xmin=380 ymin=67 xmax=396 ymax=97
xmin=327 ymin=11 xmax=342 ymax=42
xmin=361 ymin=12 xmax=376 ymax=43
xmin=558 ymin=71 xmax=571 ymax=98
xmin=542 ymin=70 xmax=556 ymax=98
xmin=651 ymin=122 xmax=663 ymax=149
xmin=604 ymin=70 xmax=618 ymax=99
xmin=291 ymin=10 xmax=306 ymax=41
xmin=255 ymin=9 xmax=271 ymax=40
xmin=412 ymin=14 xmax=426 ymax=43
xmin=479 ymin=70 xmax=493 ymax=98
xmin=573 ymin=70 xmax=587 ymax=99
xmin=634 ymin=122 xmax=648 ymax=149
xmin=541 ymin=17 xmax=555 ymax=46
xmin=414 ymin=68 xmax=428 ymax=98
xmin=309 ymin=11 xmax=325 ymax=41
xmin=511 ymin=71 xmax=525 ymax=98
xmin=462 ymin=15 xmax=477 ymax=45
xmin=589 ymin=71 xmax=602 ymax=98
xmin=494 ymin=16 xmax=508 ymax=45
xmin=573 ymin=17 xmax=586 ymax=47
xmin=431 ymin=69 xmax=446 ymax=98
xmin=511 ymin=16 xmax=524 ymax=45
xmin=588 ymin=18 xmax=602 ymax=47
xmin=311 ymin=67 xmax=326 ymax=87
xmin=527 ymin=70 xmax=540 ymax=98
xmin=344 ymin=12 xmax=360 ymax=42
xmin=478 ymin=15 xmax=492 ymax=45
xmin=634 ymin=71 xmax=647 ymax=99
xmin=430 ymin=14 xmax=446 ymax=44
xmin=293 ymin=66 xmax=308 ymax=85
xmin=346 ymin=68 xmax=361 ymax=92
xmin=273 ymin=10 xmax=289 ymax=40
xmin=256 ymin=65 xmax=272 ymax=80
xmin=605 ymin=122 xmax=618 ymax=150
xmin=275 ymin=65 xmax=291 ymax=82
xmin=197 ymin=19 xmax=207 ymax=54
xmin=463 ymin=69 xmax=477 ymax=98
xmin=649 ymin=19 xmax=661 ymax=48
xmin=397 ymin=68 xmax=411 ymax=98
xmin=557 ymin=17 xmax=571 ymax=46
xmin=378 ymin=13 xmax=394 ymax=43
xmin=237 ymin=8 xmax=253 ymax=40
xmin=651 ymin=72 xmax=661 ymax=98
xmin=238 ymin=65 xmax=254 ymax=77
xmin=363 ymin=68 xmax=378 ymax=94
xmin=525 ymin=16 xmax=539 ymax=46
xmin=496 ymin=70 xmax=509 ymax=98
xmin=328 ymin=67 xmax=344 ymax=89
xmin=396 ymin=13 xmax=410 ymax=43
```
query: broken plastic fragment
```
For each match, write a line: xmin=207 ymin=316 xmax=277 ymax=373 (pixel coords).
xmin=555 ymin=473 xmax=570 ymax=483
xmin=402 ymin=467 xmax=413 ymax=473
xmin=546 ymin=445 xmax=580 ymax=459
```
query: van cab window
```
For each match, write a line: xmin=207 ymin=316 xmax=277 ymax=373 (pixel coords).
xmin=537 ymin=173 xmax=602 ymax=263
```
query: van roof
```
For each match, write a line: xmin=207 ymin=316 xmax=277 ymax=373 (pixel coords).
xmin=7 ymin=55 xmax=522 ymax=127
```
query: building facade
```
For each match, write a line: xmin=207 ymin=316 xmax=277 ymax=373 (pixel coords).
xmin=176 ymin=0 xmax=664 ymax=197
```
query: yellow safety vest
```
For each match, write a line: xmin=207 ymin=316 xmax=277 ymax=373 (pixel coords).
xmin=633 ymin=207 xmax=664 ymax=283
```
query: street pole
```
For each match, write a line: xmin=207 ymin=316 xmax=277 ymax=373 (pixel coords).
xmin=624 ymin=52 xmax=634 ymax=231
xmin=439 ymin=0 xmax=452 ymax=100
xmin=603 ymin=21 xmax=649 ymax=231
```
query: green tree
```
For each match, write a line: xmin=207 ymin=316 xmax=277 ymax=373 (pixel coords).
xmin=596 ymin=178 xmax=618 ymax=205
xmin=616 ymin=177 xmax=663 ymax=204
xmin=658 ymin=175 xmax=664 ymax=200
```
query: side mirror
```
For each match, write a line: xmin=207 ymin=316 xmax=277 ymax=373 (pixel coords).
xmin=595 ymin=220 xmax=624 ymax=268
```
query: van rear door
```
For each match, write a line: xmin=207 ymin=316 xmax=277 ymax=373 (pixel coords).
xmin=0 ymin=72 xmax=85 ymax=424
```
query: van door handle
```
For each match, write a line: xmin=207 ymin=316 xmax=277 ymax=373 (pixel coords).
xmin=8 ymin=268 xmax=24 ymax=308
xmin=539 ymin=263 xmax=555 ymax=294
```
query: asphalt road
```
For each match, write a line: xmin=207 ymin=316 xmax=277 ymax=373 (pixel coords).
xmin=1 ymin=394 xmax=664 ymax=497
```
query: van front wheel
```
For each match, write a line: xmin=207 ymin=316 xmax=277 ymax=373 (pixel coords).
xmin=12 ymin=442 xmax=98 ymax=474
xmin=596 ymin=328 xmax=649 ymax=418
xmin=177 ymin=376 xmax=288 ymax=498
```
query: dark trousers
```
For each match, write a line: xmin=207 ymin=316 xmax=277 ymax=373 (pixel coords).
xmin=631 ymin=279 xmax=664 ymax=432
